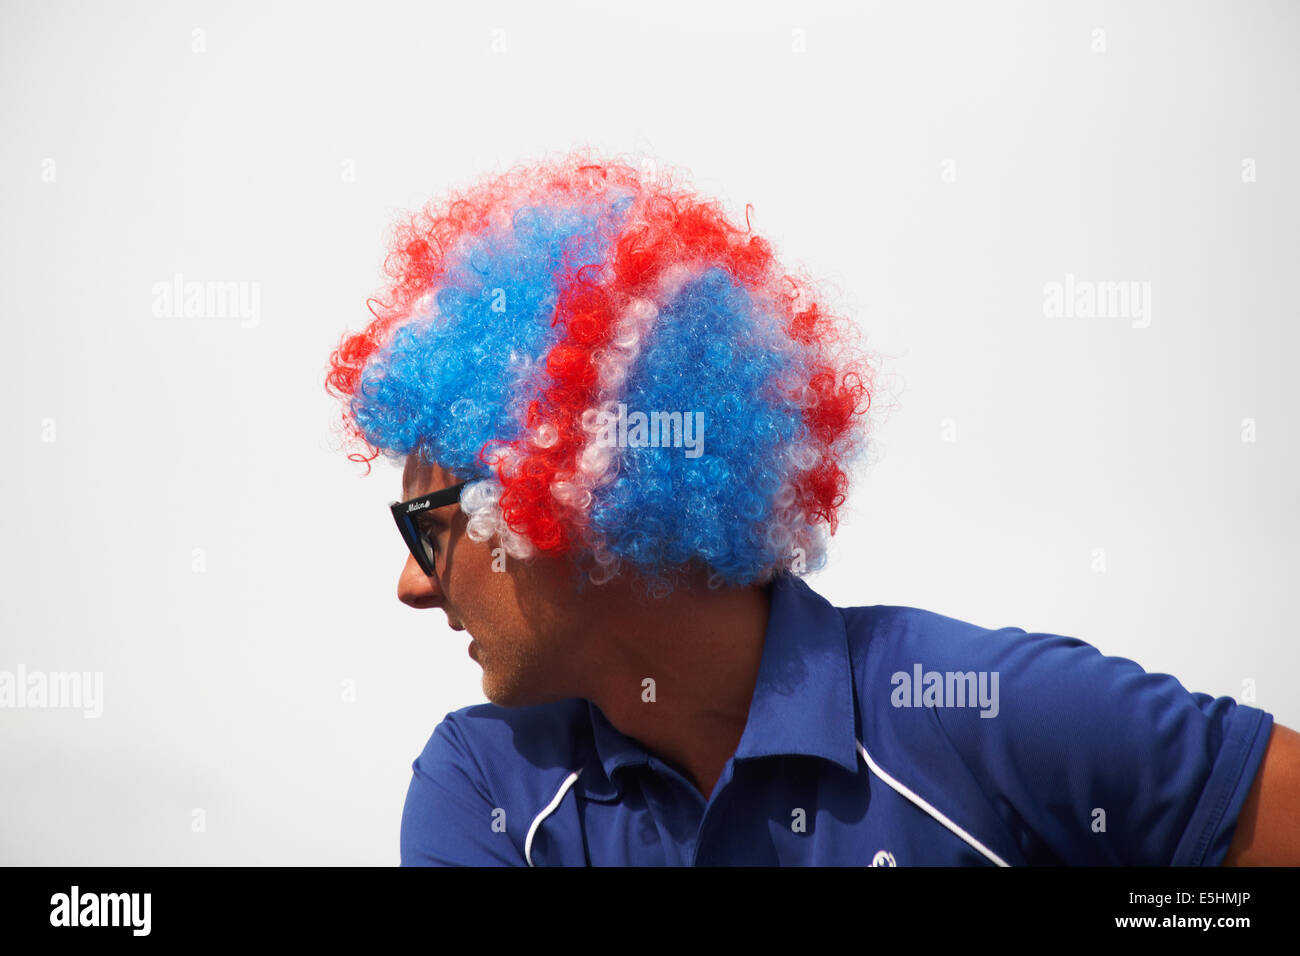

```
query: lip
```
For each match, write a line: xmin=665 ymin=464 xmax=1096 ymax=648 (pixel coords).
xmin=468 ymin=640 xmax=478 ymax=662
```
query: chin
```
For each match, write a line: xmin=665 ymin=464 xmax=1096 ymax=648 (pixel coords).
xmin=482 ymin=683 xmax=542 ymax=708
xmin=480 ymin=671 xmax=559 ymax=709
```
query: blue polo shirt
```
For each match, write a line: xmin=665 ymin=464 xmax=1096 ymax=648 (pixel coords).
xmin=399 ymin=573 xmax=1273 ymax=866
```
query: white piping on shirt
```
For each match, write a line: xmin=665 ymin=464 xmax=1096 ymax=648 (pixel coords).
xmin=525 ymin=769 xmax=583 ymax=867
xmin=524 ymin=748 xmax=1009 ymax=867
xmin=856 ymin=739 xmax=1010 ymax=867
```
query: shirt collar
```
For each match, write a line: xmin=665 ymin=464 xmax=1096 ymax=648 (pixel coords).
xmin=582 ymin=700 xmax=650 ymax=801
xmin=579 ymin=572 xmax=859 ymax=800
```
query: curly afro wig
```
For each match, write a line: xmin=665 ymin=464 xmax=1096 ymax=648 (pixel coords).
xmin=326 ymin=149 xmax=879 ymax=595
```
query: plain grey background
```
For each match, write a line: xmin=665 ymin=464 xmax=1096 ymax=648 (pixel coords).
xmin=1 ymin=0 xmax=1296 ymax=864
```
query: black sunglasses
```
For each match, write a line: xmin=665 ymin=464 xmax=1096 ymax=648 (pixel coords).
xmin=389 ymin=481 xmax=469 ymax=576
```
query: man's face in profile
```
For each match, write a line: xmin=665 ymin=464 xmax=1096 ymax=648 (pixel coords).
xmin=396 ymin=454 xmax=586 ymax=708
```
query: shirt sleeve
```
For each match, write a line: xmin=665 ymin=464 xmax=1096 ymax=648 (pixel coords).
xmin=399 ymin=712 xmax=526 ymax=866
xmin=915 ymin=621 xmax=1274 ymax=866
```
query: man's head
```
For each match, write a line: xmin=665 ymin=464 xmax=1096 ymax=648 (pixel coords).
xmin=327 ymin=150 xmax=878 ymax=668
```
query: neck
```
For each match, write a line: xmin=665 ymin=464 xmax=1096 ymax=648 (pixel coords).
xmin=575 ymin=575 xmax=772 ymax=801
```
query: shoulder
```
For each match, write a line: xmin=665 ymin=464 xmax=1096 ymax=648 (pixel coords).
xmin=832 ymin=598 xmax=1274 ymax=865
xmin=837 ymin=602 xmax=1086 ymax=714
xmin=416 ymin=697 xmax=594 ymax=794
xmin=839 ymin=601 xmax=1091 ymax=672
xmin=835 ymin=601 xmax=1189 ymax=725
xmin=839 ymin=602 xmax=998 ymax=655
xmin=401 ymin=698 xmax=594 ymax=866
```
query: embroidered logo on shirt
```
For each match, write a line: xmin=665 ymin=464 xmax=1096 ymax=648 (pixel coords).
xmin=871 ymin=850 xmax=897 ymax=867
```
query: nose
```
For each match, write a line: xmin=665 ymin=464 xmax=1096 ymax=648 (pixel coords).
xmin=397 ymin=553 xmax=444 ymax=609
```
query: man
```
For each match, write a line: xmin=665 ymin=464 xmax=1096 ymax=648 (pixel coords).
xmin=327 ymin=151 xmax=1299 ymax=866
